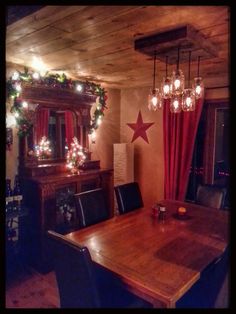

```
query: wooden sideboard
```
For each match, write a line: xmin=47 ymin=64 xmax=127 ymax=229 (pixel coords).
xmin=22 ymin=168 xmax=114 ymax=273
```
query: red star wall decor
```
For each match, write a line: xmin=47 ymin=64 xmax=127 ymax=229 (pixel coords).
xmin=127 ymin=110 xmax=154 ymax=143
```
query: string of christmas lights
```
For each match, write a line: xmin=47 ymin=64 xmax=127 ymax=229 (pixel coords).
xmin=7 ymin=67 xmax=108 ymax=137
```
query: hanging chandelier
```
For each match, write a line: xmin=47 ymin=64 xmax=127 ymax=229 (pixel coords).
xmin=135 ymin=25 xmax=213 ymax=113
xmin=148 ymin=47 xmax=204 ymax=113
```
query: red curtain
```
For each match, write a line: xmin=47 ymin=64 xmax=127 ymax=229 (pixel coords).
xmin=35 ymin=108 xmax=49 ymax=144
xmin=163 ymin=98 xmax=204 ymax=200
xmin=65 ymin=110 xmax=75 ymax=149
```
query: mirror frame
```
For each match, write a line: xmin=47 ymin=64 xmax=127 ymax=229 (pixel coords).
xmin=18 ymin=85 xmax=97 ymax=171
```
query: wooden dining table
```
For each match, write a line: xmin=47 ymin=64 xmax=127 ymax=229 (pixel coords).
xmin=65 ymin=199 xmax=229 ymax=308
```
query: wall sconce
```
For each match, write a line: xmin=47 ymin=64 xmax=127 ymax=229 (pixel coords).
xmin=89 ymin=129 xmax=96 ymax=144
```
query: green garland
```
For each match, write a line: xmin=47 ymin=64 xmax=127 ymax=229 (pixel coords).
xmin=7 ymin=67 xmax=107 ymax=137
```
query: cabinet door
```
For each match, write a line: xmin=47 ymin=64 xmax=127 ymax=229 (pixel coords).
xmin=54 ymin=183 xmax=78 ymax=234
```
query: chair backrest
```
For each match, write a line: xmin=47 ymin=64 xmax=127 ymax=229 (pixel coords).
xmin=74 ymin=188 xmax=110 ymax=228
xmin=196 ymin=184 xmax=227 ymax=209
xmin=47 ymin=230 xmax=153 ymax=308
xmin=114 ymin=182 xmax=144 ymax=215
xmin=47 ymin=230 xmax=101 ymax=308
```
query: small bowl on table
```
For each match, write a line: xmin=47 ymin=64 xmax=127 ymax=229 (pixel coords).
xmin=177 ymin=206 xmax=187 ymax=217
xmin=173 ymin=206 xmax=191 ymax=220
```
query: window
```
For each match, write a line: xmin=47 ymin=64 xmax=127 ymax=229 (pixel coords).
xmin=186 ymin=100 xmax=229 ymax=207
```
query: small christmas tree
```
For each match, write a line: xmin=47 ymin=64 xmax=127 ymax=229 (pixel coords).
xmin=35 ymin=136 xmax=52 ymax=159
xmin=66 ymin=137 xmax=86 ymax=172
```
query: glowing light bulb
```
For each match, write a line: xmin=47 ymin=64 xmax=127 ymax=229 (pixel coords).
xmin=151 ymin=96 xmax=158 ymax=107
xmin=22 ymin=101 xmax=28 ymax=108
xmin=76 ymin=84 xmax=83 ymax=92
xmin=186 ymin=97 xmax=191 ymax=107
xmin=97 ymin=117 xmax=102 ymax=125
xmin=14 ymin=112 xmax=19 ymax=118
xmin=33 ymin=72 xmax=40 ymax=79
xmin=15 ymin=84 xmax=22 ymax=92
xmin=182 ymin=89 xmax=195 ymax=112
xmin=163 ymin=84 xmax=170 ymax=94
xmin=195 ymin=85 xmax=201 ymax=95
xmin=174 ymin=79 xmax=180 ymax=89
xmin=173 ymin=100 xmax=179 ymax=109
xmin=32 ymin=56 xmax=47 ymax=75
xmin=12 ymin=72 xmax=19 ymax=80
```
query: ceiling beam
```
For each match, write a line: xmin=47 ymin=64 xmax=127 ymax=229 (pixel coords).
xmin=134 ymin=24 xmax=219 ymax=64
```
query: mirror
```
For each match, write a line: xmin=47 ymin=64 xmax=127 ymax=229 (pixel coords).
xmin=48 ymin=109 xmax=67 ymax=159
xmin=49 ymin=110 xmax=67 ymax=159
xmin=28 ymin=107 xmax=79 ymax=162
xmin=34 ymin=108 xmax=77 ymax=160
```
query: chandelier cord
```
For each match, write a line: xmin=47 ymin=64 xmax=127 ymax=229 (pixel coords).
xmin=177 ymin=46 xmax=180 ymax=71
xmin=197 ymin=56 xmax=201 ymax=77
xmin=165 ymin=56 xmax=168 ymax=77
xmin=153 ymin=51 xmax=156 ymax=90
xmin=188 ymin=51 xmax=191 ymax=88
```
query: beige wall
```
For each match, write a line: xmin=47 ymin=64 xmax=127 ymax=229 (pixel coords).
xmin=120 ymin=87 xmax=164 ymax=208
xmin=89 ymin=88 xmax=120 ymax=169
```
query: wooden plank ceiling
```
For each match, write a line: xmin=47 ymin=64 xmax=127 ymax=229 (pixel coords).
xmin=6 ymin=5 xmax=229 ymax=89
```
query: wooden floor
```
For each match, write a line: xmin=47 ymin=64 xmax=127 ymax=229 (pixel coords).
xmin=5 ymin=267 xmax=59 ymax=308
xmin=5 ymin=266 xmax=229 ymax=308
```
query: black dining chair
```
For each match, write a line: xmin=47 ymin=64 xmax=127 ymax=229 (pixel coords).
xmin=114 ymin=182 xmax=144 ymax=215
xmin=176 ymin=246 xmax=229 ymax=308
xmin=195 ymin=184 xmax=227 ymax=209
xmin=47 ymin=230 xmax=152 ymax=308
xmin=74 ymin=188 xmax=110 ymax=228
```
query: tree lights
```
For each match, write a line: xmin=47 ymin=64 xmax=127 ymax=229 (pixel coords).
xmin=35 ymin=136 xmax=52 ymax=159
xmin=66 ymin=137 xmax=87 ymax=174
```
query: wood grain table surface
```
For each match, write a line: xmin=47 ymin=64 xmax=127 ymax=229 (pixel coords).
xmin=65 ymin=199 xmax=229 ymax=308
